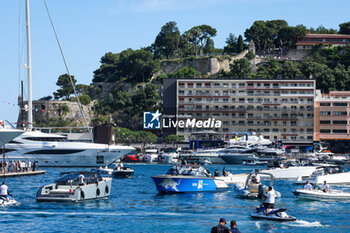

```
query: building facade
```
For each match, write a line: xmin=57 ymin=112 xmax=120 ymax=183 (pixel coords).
xmin=315 ymin=91 xmax=350 ymax=153
xmin=296 ymin=33 xmax=350 ymax=50
xmin=162 ymin=78 xmax=315 ymax=145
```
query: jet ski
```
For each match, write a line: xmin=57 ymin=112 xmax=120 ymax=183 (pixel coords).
xmin=0 ymin=194 xmax=18 ymax=207
xmin=250 ymin=205 xmax=296 ymax=221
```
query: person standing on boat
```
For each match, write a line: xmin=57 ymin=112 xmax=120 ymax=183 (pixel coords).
xmin=304 ymin=181 xmax=314 ymax=191
xmin=27 ymin=160 xmax=31 ymax=172
xmin=229 ymin=220 xmax=241 ymax=233
xmin=223 ymin=167 xmax=227 ymax=177
xmin=214 ymin=169 xmax=221 ymax=177
xmin=321 ymin=180 xmax=329 ymax=193
xmin=78 ymin=173 xmax=85 ymax=186
xmin=263 ymin=186 xmax=276 ymax=216
xmin=0 ymin=181 xmax=9 ymax=202
xmin=211 ymin=218 xmax=230 ymax=233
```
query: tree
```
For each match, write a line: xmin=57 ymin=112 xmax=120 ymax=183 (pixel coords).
xmin=154 ymin=21 xmax=181 ymax=59
xmin=184 ymin=25 xmax=217 ymax=56
xmin=237 ymin=35 xmax=245 ymax=53
xmin=53 ymin=74 xmax=77 ymax=100
xmin=223 ymin=33 xmax=237 ymax=54
xmin=309 ymin=25 xmax=338 ymax=34
xmin=229 ymin=58 xmax=252 ymax=78
xmin=256 ymin=58 xmax=280 ymax=78
xmin=137 ymin=131 xmax=157 ymax=152
xmin=279 ymin=61 xmax=302 ymax=79
xmin=165 ymin=134 xmax=184 ymax=147
xmin=39 ymin=95 xmax=52 ymax=101
xmin=339 ymin=21 xmax=350 ymax=34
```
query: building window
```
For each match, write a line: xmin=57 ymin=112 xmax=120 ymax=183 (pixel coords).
xmin=333 ymin=130 xmax=347 ymax=134
xmin=333 ymin=102 xmax=347 ymax=106
xmin=333 ymin=111 xmax=347 ymax=116
xmin=333 ymin=120 xmax=347 ymax=124
xmin=320 ymin=129 xmax=331 ymax=133
xmin=320 ymin=111 xmax=331 ymax=116
xmin=320 ymin=120 xmax=331 ymax=124
xmin=320 ymin=102 xmax=331 ymax=106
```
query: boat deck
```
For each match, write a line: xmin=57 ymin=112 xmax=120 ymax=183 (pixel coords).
xmin=0 ymin=170 xmax=46 ymax=177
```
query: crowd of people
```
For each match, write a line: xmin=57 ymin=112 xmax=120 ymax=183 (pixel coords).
xmin=0 ymin=160 xmax=39 ymax=173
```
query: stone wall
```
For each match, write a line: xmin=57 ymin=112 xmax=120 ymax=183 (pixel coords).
xmin=19 ymin=100 xmax=94 ymax=127
xmin=160 ymin=50 xmax=248 ymax=75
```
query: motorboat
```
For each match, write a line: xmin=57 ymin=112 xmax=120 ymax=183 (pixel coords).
xmin=5 ymin=131 xmax=135 ymax=167
xmin=250 ymin=205 xmax=296 ymax=221
xmin=294 ymin=166 xmax=350 ymax=185
xmin=219 ymin=145 xmax=257 ymax=164
xmin=143 ymin=147 xmax=159 ymax=162
xmin=189 ymin=148 xmax=225 ymax=164
xmin=242 ymin=159 xmax=268 ymax=166
xmin=152 ymin=165 xmax=228 ymax=193
xmin=293 ymin=188 xmax=350 ymax=201
xmin=36 ymin=171 xmax=112 ymax=202
xmin=214 ymin=171 xmax=248 ymax=185
xmin=253 ymin=146 xmax=284 ymax=161
xmin=161 ymin=147 xmax=179 ymax=164
xmin=235 ymin=171 xmax=281 ymax=199
xmin=261 ymin=159 xmax=318 ymax=179
xmin=92 ymin=163 xmax=134 ymax=178
xmin=0 ymin=194 xmax=18 ymax=207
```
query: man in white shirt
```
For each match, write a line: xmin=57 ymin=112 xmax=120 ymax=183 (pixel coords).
xmin=78 ymin=173 xmax=85 ymax=186
xmin=321 ymin=180 xmax=329 ymax=192
xmin=304 ymin=181 xmax=314 ymax=191
xmin=263 ymin=186 xmax=276 ymax=216
xmin=0 ymin=181 xmax=9 ymax=202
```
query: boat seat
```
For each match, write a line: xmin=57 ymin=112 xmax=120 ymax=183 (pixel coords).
xmin=50 ymin=189 xmax=72 ymax=194
xmin=250 ymin=184 xmax=259 ymax=193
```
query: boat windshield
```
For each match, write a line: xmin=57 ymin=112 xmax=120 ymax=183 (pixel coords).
xmin=56 ymin=172 xmax=102 ymax=185
xmin=166 ymin=166 xmax=210 ymax=177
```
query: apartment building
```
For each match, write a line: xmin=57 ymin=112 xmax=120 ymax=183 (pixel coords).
xmin=296 ymin=33 xmax=350 ymax=50
xmin=315 ymin=91 xmax=350 ymax=153
xmin=162 ymin=78 xmax=315 ymax=146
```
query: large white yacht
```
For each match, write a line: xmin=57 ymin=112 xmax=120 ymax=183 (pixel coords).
xmin=190 ymin=148 xmax=226 ymax=164
xmin=5 ymin=131 xmax=134 ymax=167
xmin=219 ymin=145 xmax=257 ymax=164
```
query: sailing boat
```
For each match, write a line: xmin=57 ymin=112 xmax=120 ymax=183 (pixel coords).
xmin=5 ymin=0 xmax=135 ymax=167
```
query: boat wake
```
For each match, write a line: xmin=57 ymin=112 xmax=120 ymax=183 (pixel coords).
xmin=286 ymin=220 xmax=327 ymax=227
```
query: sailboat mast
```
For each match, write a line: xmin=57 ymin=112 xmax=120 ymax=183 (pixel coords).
xmin=26 ymin=0 xmax=33 ymax=131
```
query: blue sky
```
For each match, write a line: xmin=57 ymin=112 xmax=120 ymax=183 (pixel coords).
xmin=1 ymin=0 xmax=349 ymax=123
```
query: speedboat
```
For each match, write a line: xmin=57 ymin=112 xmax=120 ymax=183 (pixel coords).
xmin=242 ymin=159 xmax=268 ymax=166
xmin=261 ymin=160 xmax=317 ymax=179
xmin=294 ymin=166 xmax=350 ymax=185
xmin=92 ymin=163 xmax=134 ymax=178
xmin=219 ymin=145 xmax=257 ymax=164
xmin=143 ymin=147 xmax=159 ymax=162
xmin=293 ymin=188 xmax=350 ymax=201
xmin=189 ymin=148 xmax=225 ymax=164
xmin=0 ymin=195 xmax=18 ymax=207
xmin=36 ymin=171 xmax=112 ymax=202
xmin=161 ymin=148 xmax=179 ymax=164
xmin=214 ymin=171 xmax=248 ymax=185
xmin=5 ymin=131 xmax=135 ymax=167
xmin=250 ymin=205 xmax=296 ymax=221
xmin=235 ymin=171 xmax=281 ymax=199
xmin=152 ymin=165 xmax=228 ymax=193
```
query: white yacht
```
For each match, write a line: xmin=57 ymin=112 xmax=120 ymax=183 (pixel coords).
xmin=219 ymin=145 xmax=257 ymax=164
xmin=294 ymin=166 xmax=350 ymax=185
xmin=5 ymin=131 xmax=135 ymax=167
xmin=261 ymin=166 xmax=318 ymax=179
xmin=190 ymin=148 xmax=225 ymax=164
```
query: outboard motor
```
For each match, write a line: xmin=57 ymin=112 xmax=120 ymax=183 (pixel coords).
xmin=258 ymin=184 xmax=266 ymax=198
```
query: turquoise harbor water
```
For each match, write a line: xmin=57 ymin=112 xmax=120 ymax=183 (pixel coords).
xmin=1 ymin=164 xmax=350 ymax=233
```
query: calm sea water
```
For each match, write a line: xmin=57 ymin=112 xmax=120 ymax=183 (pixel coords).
xmin=0 ymin=164 xmax=350 ymax=233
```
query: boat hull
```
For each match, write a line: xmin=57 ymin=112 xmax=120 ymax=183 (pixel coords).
xmin=152 ymin=175 xmax=228 ymax=193
xmin=219 ymin=154 xmax=256 ymax=164
xmin=293 ymin=189 xmax=350 ymax=201
xmin=261 ymin=166 xmax=317 ymax=179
